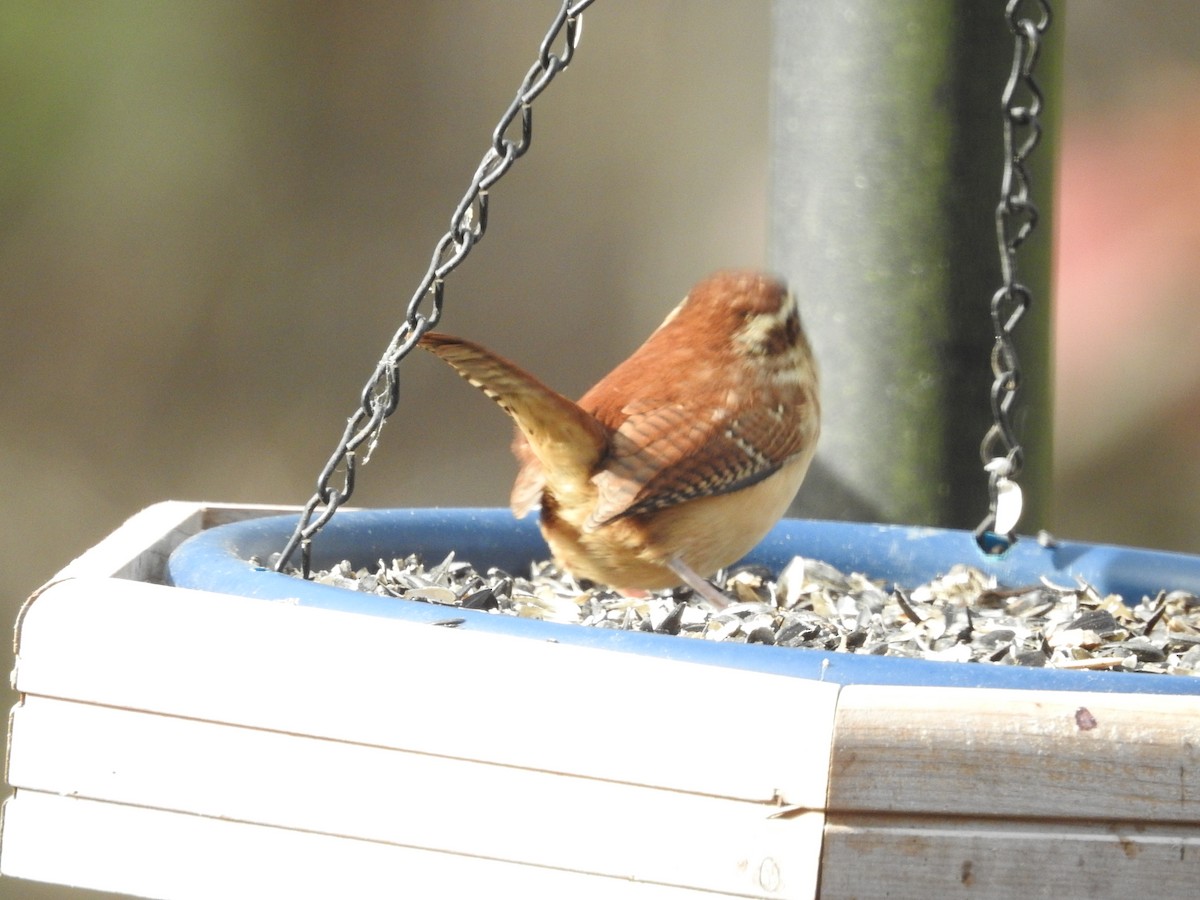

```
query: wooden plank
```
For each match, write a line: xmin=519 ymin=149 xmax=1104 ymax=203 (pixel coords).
xmin=37 ymin=501 xmax=293 ymax=586
xmin=200 ymin=502 xmax=298 ymax=531
xmin=819 ymin=813 xmax=1200 ymax=899
xmin=13 ymin=577 xmax=841 ymax=807
xmin=2 ymin=791 xmax=752 ymax=899
xmin=41 ymin=500 xmax=205 ymax=586
xmin=828 ymin=684 xmax=1200 ymax=823
xmin=6 ymin=696 xmax=824 ymax=897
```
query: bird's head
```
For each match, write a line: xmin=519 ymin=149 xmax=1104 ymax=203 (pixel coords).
xmin=654 ymin=269 xmax=809 ymax=363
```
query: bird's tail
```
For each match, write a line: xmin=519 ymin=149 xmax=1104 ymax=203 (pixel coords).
xmin=418 ymin=332 xmax=608 ymax=507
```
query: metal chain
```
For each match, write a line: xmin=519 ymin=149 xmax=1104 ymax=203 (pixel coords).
xmin=276 ymin=0 xmax=598 ymax=576
xmin=976 ymin=0 xmax=1051 ymax=554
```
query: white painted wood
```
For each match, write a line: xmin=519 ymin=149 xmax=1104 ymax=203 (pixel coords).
xmin=828 ymin=683 xmax=1200 ymax=822
xmin=4 ymin=503 xmax=835 ymax=896
xmin=40 ymin=501 xmax=294 ymax=585
xmin=13 ymin=576 xmax=841 ymax=807
xmin=819 ymin=814 xmax=1200 ymax=899
xmin=40 ymin=500 xmax=204 ymax=585
xmin=7 ymin=696 xmax=824 ymax=897
xmin=198 ymin=502 xmax=298 ymax=530
xmin=4 ymin=791 xmax=759 ymax=899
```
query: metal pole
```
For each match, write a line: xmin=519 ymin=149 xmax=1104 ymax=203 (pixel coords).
xmin=771 ymin=0 xmax=1057 ymax=532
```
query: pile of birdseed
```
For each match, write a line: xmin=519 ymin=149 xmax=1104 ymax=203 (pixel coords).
xmin=282 ymin=552 xmax=1200 ymax=676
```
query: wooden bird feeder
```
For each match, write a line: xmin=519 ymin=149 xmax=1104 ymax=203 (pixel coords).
xmin=3 ymin=501 xmax=1198 ymax=897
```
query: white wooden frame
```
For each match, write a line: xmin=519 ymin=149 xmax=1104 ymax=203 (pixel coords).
xmin=3 ymin=502 xmax=1199 ymax=898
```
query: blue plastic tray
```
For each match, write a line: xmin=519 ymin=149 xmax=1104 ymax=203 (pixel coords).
xmin=167 ymin=508 xmax=1200 ymax=695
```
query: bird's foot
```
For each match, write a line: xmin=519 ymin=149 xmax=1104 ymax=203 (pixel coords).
xmin=666 ymin=557 xmax=731 ymax=610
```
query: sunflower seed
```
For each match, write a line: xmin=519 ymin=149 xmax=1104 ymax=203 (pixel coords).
xmin=292 ymin=549 xmax=1200 ymax=676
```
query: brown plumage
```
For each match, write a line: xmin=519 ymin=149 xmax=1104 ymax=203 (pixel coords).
xmin=418 ymin=269 xmax=820 ymax=602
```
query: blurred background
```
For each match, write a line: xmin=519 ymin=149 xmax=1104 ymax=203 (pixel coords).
xmin=3 ymin=2 xmax=1200 ymax=895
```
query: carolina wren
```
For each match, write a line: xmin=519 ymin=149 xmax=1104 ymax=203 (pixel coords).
xmin=419 ymin=270 xmax=820 ymax=605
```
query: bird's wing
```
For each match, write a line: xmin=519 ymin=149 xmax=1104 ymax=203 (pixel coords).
xmin=586 ymin=397 xmax=811 ymax=529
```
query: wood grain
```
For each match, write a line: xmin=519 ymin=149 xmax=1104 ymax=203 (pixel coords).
xmin=828 ymin=683 xmax=1200 ymax=823
xmin=819 ymin=813 xmax=1200 ymax=899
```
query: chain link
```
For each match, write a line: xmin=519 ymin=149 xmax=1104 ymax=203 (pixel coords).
xmin=276 ymin=0 xmax=597 ymax=575
xmin=976 ymin=0 xmax=1051 ymax=554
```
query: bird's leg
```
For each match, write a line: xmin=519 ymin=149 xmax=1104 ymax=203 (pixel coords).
xmin=666 ymin=557 xmax=731 ymax=610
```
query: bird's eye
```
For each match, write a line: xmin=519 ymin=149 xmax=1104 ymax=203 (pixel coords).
xmin=786 ymin=311 xmax=801 ymax=343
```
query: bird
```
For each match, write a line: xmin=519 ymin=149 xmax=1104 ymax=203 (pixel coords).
xmin=418 ymin=269 xmax=820 ymax=606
